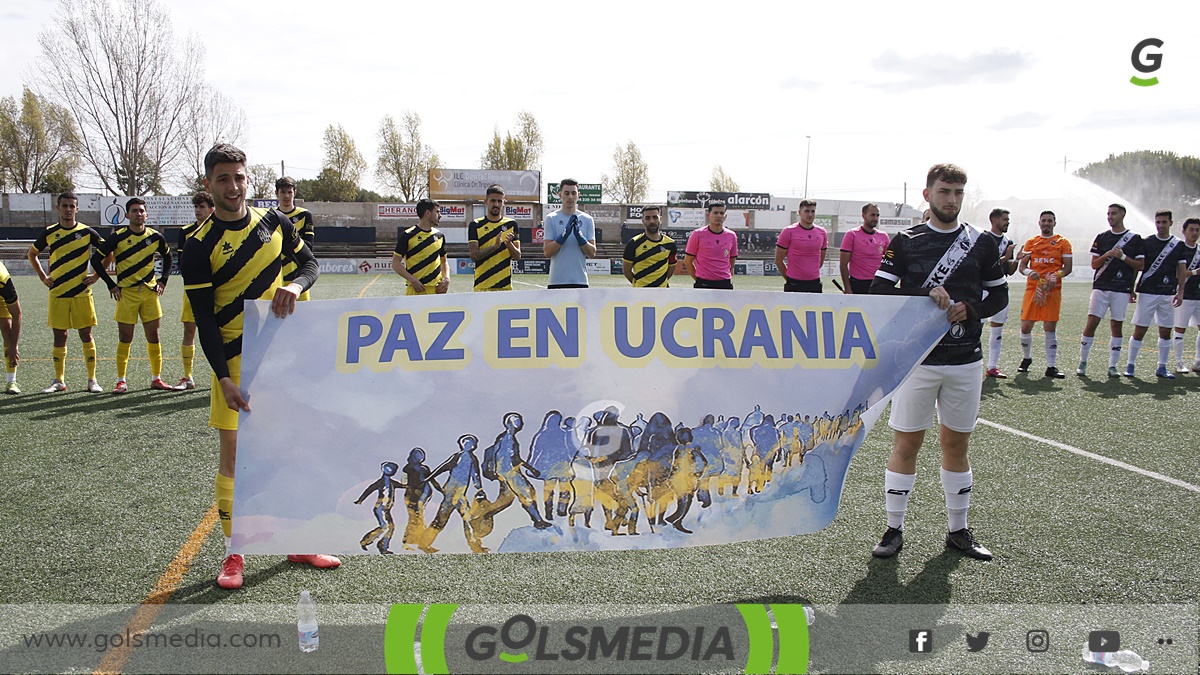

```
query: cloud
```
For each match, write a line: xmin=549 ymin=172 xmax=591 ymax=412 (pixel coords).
xmin=780 ymin=76 xmax=823 ymax=91
xmin=988 ymin=111 xmax=1050 ymax=130
xmin=1072 ymin=107 xmax=1200 ymax=130
xmin=868 ymin=49 xmax=1031 ymax=92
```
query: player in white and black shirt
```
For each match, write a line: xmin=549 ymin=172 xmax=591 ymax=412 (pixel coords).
xmin=1125 ymin=210 xmax=1190 ymax=379
xmin=1078 ymin=204 xmax=1144 ymax=377
xmin=867 ymin=163 xmax=1007 ymax=562
xmin=1171 ymin=218 xmax=1200 ymax=373
xmin=982 ymin=208 xmax=1020 ymax=378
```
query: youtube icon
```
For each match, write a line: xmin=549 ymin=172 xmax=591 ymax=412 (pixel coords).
xmin=1088 ymin=630 xmax=1121 ymax=653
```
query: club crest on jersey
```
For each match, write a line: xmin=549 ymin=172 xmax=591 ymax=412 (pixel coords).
xmin=949 ymin=321 xmax=966 ymax=338
xmin=258 ymin=229 xmax=272 ymax=243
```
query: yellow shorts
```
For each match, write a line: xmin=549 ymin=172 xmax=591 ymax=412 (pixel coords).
xmin=48 ymin=293 xmax=97 ymax=330
xmin=1020 ymin=283 xmax=1063 ymax=322
xmin=209 ymin=361 xmax=242 ymax=431
xmin=0 ymin=300 xmax=9 ymax=320
xmin=406 ymin=284 xmax=439 ymax=296
xmin=114 ymin=284 xmax=163 ymax=324
xmin=180 ymin=291 xmax=194 ymax=323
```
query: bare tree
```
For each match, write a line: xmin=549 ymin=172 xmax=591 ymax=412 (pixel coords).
xmin=709 ymin=165 xmax=740 ymax=192
xmin=180 ymin=85 xmax=247 ymax=188
xmin=601 ymin=141 xmax=650 ymax=204
xmin=0 ymin=87 xmax=80 ymax=192
xmin=322 ymin=124 xmax=368 ymax=186
xmin=375 ymin=111 xmax=441 ymax=201
xmin=248 ymin=164 xmax=278 ymax=199
xmin=479 ymin=111 xmax=543 ymax=171
xmin=36 ymin=0 xmax=203 ymax=195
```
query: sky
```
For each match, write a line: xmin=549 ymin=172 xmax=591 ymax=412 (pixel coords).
xmin=2 ymin=0 xmax=1199 ymax=220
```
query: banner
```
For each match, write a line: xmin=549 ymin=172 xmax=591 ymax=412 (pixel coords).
xmin=505 ymin=205 xmax=533 ymax=221
xmin=667 ymin=191 xmax=771 ymax=210
xmin=440 ymin=204 xmax=468 ymax=222
xmin=233 ymin=290 xmax=947 ymax=555
xmin=378 ymin=204 xmax=417 ymax=219
xmin=97 ymin=195 xmax=197 ymax=227
xmin=547 ymin=182 xmax=602 ymax=204
xmin=429 ymin=169 xmax=541 ymax=202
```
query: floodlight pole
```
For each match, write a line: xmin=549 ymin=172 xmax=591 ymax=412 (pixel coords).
xmin=803 ymin=136 xmax=811 ymax=199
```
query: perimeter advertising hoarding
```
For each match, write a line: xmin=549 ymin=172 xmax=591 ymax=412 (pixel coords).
xmin=667 ymin=191 xmax=771 ymax=210
xmin=429 ymin=169 xmax=541 ymax=202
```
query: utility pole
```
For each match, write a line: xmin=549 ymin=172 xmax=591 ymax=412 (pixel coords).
xmin=803 ymin=136 xmax=811 ymax=199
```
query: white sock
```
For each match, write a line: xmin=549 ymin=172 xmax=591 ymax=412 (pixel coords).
xmin=1128 ymin=338 xmax=1143 ymax=366
xmin=1109 ymin=337 xmax=1123 ymax=368
xmin=225 ymin=537 xmax=233 ymax=557
xmin=1157 ymin=337 xmax=1171 ymax=368
xmin=1020 ymin=333 xmax=1032 ymax=359
xmin=988 ymin=325 xmax=1004 ymax=369
xmin=1174 ymin=333 xmax=1185 ymax=363
xmin=941 ymin=468 xmax=973 ymax=532
xmin=1045 ymin=332 xmax=1058 ymax=368
xmin=1079 ymin=336 xmax=1094 ymax=363
xmin=884 ymin=470 xmax=916 ymax=530
xmin=5 ymin=372 xmax=14 ymax=383
xmin=1195 ymin=334 xmax=1200 ymax=363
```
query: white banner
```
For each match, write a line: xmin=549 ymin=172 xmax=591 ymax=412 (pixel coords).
xmin=96 ymin=195 xmax=196 ymax=227
xmin=505 ymin=205 xmax=533 ymax=221
xmin=232 ymin=290 xmax=948 ymax=556
xmin=439 ymin=204 xmax=467 ymax=222
xmin=585 ymin=259 xmax=612 ymax=275
xmin=378 ymin=204 xmax=417 ymax=219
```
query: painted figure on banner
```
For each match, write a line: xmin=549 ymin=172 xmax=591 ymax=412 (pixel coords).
xmin=718 ymin=416 xmax=744 ymax=497
xmin=422 ymin=434 xmax=488 ymax=554
xmin=401 ymin=448 xmax=433 ymax=550
xmin=528 ymin=411 xmax=575 ymax=520
xmin=691 ymin=415 xmax=725 ymax=502
xmin=664 ymin=427 xmax=708 ymax=534
xmin=354 ymin=461 xmax=404 ymax=554
xmin=480 ymin=412 xmax=552 ymax=530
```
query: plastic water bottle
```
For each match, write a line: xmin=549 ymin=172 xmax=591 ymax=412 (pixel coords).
xmin=1081 ymin=643 xmax=1149 ymax=673
xmin=297 ymin=590 xmax=319 ymax=652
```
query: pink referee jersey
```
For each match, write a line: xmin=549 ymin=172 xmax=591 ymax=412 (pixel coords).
xmin=839 ymin=226 xmax=891 ymax=280
xmin=685 ymin=226 xmax=738 ymax=280
xmin=776 ymin=223 xmax=827 ymax=281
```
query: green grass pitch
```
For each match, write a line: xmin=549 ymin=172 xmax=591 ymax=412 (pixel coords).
xmin=1 ymin=272 xmax=1197 ymax=616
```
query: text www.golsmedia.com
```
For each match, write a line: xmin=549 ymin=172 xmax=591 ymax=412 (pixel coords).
xmin=22 ymin=628 xmax=283 ymax=652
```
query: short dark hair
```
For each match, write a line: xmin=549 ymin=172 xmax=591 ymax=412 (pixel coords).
xmin=799 ymin=199 xmax=817 ymax=209
xmin=1183 ymin=218 xmax=1200 ymax=230
xmin=641 ymin=205 xmax=661 ymax=215
xmin=989 ymin=207 xmax=1010 ymax=221
xmin=275 ymin=176 xmax=297 ymax=190
xmin=1109 ymin=203 xmax=1127 ymax=215
xmin=192 ymin=191 xmax=215 ymax=208
xmin=925 ymin=163 xmax=968 ymax=189
xmin=558 ymin=178 xmax=579 ymax=189
xmin=416 ymin=198 xmax=440 ymax=218
xmin=705 ymin=200 xmax=727 ymax=212
xmin=861 ymin=202 xmax=878 ymax=215
xmin=486 ymin=184 xmax=505 ymax=197
xmin=125 ymin=197 xmax=146 ymax=210
xmin=1040 ymin=210 xmax=1056 ymax=219
xmin=1155 ymin=209 xmax=1173 ymax=221
xmin=57 ymin=191 xmax=78 ymax=205
xmin=204 ymin=143 xmax=247 ymax=178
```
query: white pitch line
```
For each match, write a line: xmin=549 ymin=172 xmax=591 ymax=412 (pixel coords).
xmin=977 ymin=418 xmax=1200 ymax=494
xmin=512 ymin=280 xmax=547 ymax=288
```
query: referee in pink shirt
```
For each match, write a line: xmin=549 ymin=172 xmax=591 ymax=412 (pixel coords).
xmin=839 ymin=203 xmax=891 ymax=294
xmin=684 ymin=201 xmax=738 ymax=289
xmin=775 ymin=199 xmax=827 ymax=292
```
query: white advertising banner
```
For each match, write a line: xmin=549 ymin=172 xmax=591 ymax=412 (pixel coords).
xmin=96 ymin=196 xmax=196 ymax=227
xmin=429 ymin=169 xmax=541 ymax=202
xmin=232 ymin=290 xmax=947 ymax=556
xmin=584 ymin=259 xmax=611 ymax=275
xmin=378 ymin=204 xmax=417 ymax=219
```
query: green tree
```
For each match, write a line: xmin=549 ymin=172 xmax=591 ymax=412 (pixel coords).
xmin=1075 ymin=151 xmax=1200 ymax=216
xmin=375 ymin=111 xmax=440 ymax=201
xmin=321 ymin=124 xmax=368 ymax=189
xmin=305 ymin=167 xmax=357 ymax=202
xmin=479 ymin=111 xmax=543 ymax=171
xmin=114 ymin=151 xmax=164 ymax=195
xmin=0 ymin=87 xmax=80 ymax=193
xmin=709 ymin=165 xmax=740 ymax=192
xmin=36 ymin=162 xmax=75 ymax=194
xmin=248 ymin=163 xmax=278 ymax=199
xmin=601 ymin=141 xmax=650 ymax=204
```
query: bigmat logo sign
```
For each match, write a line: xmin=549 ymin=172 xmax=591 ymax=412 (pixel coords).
xmin=384 ymin=604 xmax=809 ymax=674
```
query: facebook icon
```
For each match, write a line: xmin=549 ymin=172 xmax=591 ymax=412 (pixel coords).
xmin=909 ymin=629 xmax=933 ymax=653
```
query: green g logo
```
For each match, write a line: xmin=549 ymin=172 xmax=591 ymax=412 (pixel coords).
xmin=1130 ymin=38 xmax=1163 ymax=86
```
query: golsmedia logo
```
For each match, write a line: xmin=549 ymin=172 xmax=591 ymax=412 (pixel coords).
xmin=1130 ymin=38 xmax=1163 ymax=86
xmin=384 ymin=603 xmax=809 ymax=674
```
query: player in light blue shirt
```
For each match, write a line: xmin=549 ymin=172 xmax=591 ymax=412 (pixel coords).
xmin=543 ymin=178 xmax=597 ymax=288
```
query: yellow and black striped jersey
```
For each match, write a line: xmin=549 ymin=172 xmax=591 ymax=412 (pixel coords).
xmin=280 ymin=206 xmax=314 ymax=283
xmin=623 ymin=233 xmax=678 ymax=288
xmin=180 ymin=207 xmax=306 ymax=372
xmin=394 ymin=225 xmax=446 ymax=288
xmin=0 ymin=260 xmax=16 ymax=306
xmin=32 ymin=223 xmax=105 ymax=299
xmin=177 ymin=220 xmax=205 ymax=249
xmin=97 ymin=226 xmax=170 ymax=289
xmin=468 ymin=217 xmax=518 ymax=291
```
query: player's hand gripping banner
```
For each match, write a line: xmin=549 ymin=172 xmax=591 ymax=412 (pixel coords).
xmin=233 ymin=289 xmax=947 ymax=555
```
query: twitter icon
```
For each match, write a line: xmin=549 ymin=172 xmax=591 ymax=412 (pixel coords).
xmin=966 ymin=632 xmax=990 ymax=652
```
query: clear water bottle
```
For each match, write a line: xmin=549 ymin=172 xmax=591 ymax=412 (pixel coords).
xmin=1081 ymin=643 xmax=1149 ymax=673
xmin=297 ymin=590 xmax=319 ymax=652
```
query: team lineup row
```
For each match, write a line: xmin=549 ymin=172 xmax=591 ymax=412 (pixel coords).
xmin=2 ymin=150 xmax=1197 ymax=590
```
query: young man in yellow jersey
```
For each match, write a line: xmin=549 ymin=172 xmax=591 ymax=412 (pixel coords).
xmin=393 ymin=198 xmax=450 ymax=294
xmin=175 ymin=191 xmax=215 ymax=390
xmin=276 ymin=176 xmax=315 ymax=301
xmin=0 ymin=261 xmax=22 ymax=394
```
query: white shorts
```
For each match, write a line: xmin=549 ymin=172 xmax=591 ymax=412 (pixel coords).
xmin=1132 ymin=293 xmax=1175 ymax=328
xmin=1088 ymin=289 xmax=1132 ymax=322
xmin=1176 ymin=299 xmax=1200 ymax=329
xmin=986 ymin=305 xmax=1008 ymax=324
xmin=888 ymin=362 xmax=983 ymax=434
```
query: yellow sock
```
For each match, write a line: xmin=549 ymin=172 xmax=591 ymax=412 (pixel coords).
xmin=215 ymin=473 xmax=234 ymax=538
xmin=116 ymin=341 xmax=131 ymax=379
xmin=52 ymin=346 xmax=66 ymax=382
xmin=82 ymin=341 xmax=98 ymax=380
xmin=147 ymin=342 xmax=162 ymax=378
xmin=181 ymin=344 xmax=194 ymax=379
xmin=5 ymin=356 xmax=15 ymax=375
